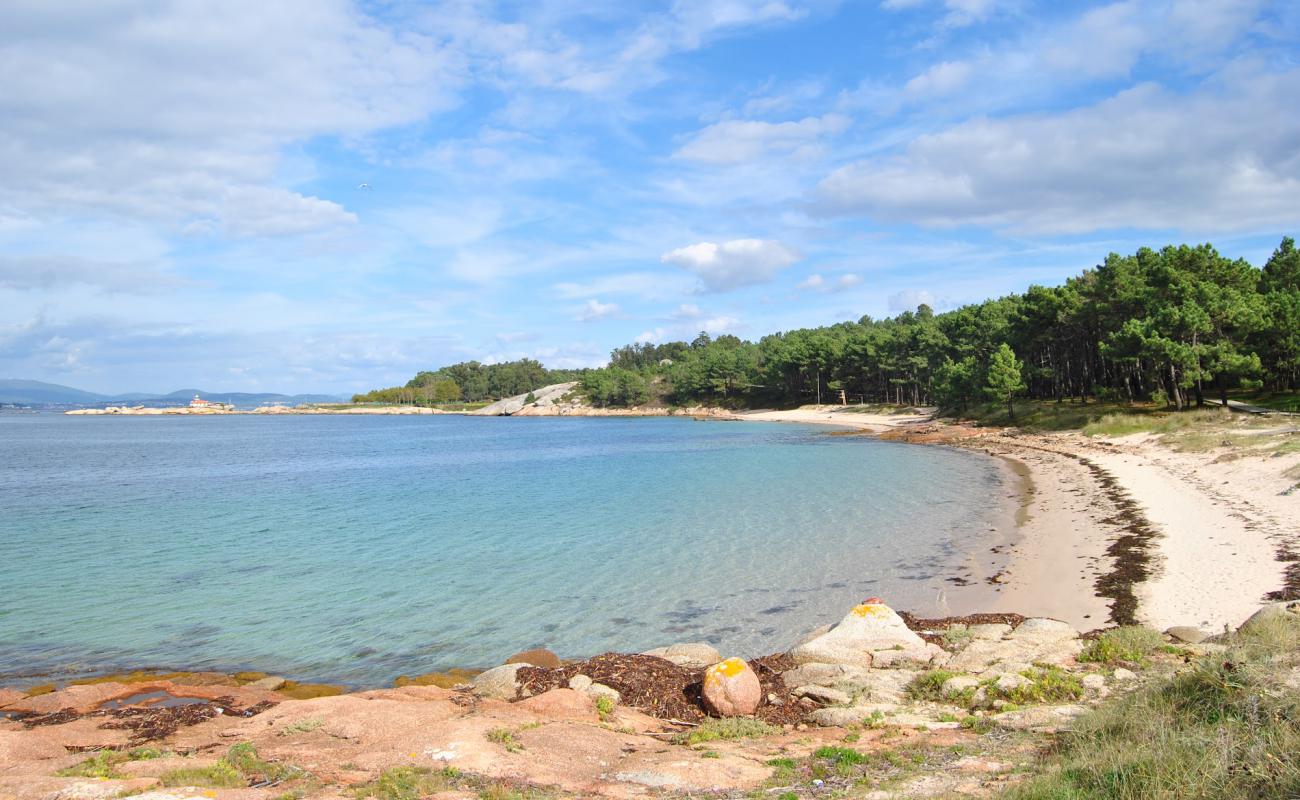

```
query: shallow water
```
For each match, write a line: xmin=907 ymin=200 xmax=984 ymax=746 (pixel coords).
xmin=0 ymin=413 xmax=1012 ymax=686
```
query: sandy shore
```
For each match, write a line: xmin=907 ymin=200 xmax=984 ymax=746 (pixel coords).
xmin=740 ymin=405 xmax=1300 ymax=633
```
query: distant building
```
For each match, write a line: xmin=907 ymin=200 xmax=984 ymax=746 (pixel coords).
xmin=189 ymin=394 xmax=232 ymax=411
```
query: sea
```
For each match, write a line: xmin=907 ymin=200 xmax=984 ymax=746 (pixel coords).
xmin=0 ymin=412 xmax=1014 ymax=687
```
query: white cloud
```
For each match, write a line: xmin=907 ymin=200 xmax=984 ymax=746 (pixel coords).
xmin=661 ymin=238 xmax=802 ymax=291
xmin=798 ymin=272 xmax=863 ymax=292
xmin=888 ymin=289 xmax=938 ymax=312
xmin=552 ymin=271 xmax=691 ymax=300
xmin=904 ymin=60 xmax=974 ymax=97
xmin=576 ymin=298 xmax=621 ymax=321
xmin=814 ymin=66 xmax=1300 ymax=234
xmin=880 ymin=0 xmax=1006 ymax=26
xmin=635 ymin=314 xmax=741 ymax=344
xmin=674 ymin=114 xmax=850 ymax=164
xmin=672 ymin=303 xmax=704 ymax=320
xmin=0 ymin=0 xmax=457 ymax=236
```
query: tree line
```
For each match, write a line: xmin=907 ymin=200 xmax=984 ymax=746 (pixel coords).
xmin=357 ymin=238 xmax=1300 ymax=412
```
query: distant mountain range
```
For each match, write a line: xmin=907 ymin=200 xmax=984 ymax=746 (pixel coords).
xmin=0 ymin=379 xmax=346 ymax=409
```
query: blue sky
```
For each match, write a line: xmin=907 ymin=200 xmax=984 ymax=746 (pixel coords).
xmin=2 ymin=0 xmax=1298 ymax=394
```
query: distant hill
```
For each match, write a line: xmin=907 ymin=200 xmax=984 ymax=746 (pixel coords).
xmin=0 ymin=379 xmax=110 ymax=405
xmin=0 ymin=379 xmax=345 ymax=409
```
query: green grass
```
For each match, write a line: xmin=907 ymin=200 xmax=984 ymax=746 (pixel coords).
xmin=159 ymin=761 xmax=244 ymax=788
xmin=1229 ymin=389 xmax=1300 ymax=413
xmin=158 ymin=743 xmax=300 ymax=789
xmin=351 ymin=766 xmax=461 ymax=800
xmin=906 ymin=669 xmax=961 ymax=702
xmin=672 ymin=717 xmax=778 ymax=745
xmin=999 ymin=613 xmax=1300 ymax=799
xmin=1078 ymin=627 xmax=1166 ymax=666
xmin=813 ymin=746 xmax=868 ymax=766
xmin=57 ymin=748 xmax=167 ymax=779
xmin=486 ymin=727 xmax=524 ymax=753
xmin=965 ymin=399 xmax=1161 ymax=432
xmin=992 ymin=666 xmax=1085 ymax=707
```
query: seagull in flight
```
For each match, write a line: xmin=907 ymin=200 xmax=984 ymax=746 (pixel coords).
xmin=357 ymin=183 xmax=372 ymax=190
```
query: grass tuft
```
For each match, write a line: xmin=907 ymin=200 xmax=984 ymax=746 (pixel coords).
xmin=1078 ymin=626 xmax=1166 ymax=666
xmin=999 ymin=612 xmax=1300 ymax=799
xmin=672 ymin=717 xmax=778 ymax=746
xmin=351 ymin=766 xmax=460 ymax=800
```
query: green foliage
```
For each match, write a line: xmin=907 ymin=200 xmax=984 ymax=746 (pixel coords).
xmin=352 ymin=767 xmax=460 ymax=800
xmin=986 ymin=343 xmax=1026 ymax=418
xmin=1078 ymin=627 xmax=1165 ymax=666
xmin=159 ymin=760 xmax=244 ymax=788
xmin=906 ymin=669 xmax=960 ymax=701
xmin=672 ymin=717 xmax=778 ymax=745
xmin=580 ymin=366 xmax=651 ymax=408
xmin=486 ymin=727 xmax=524 ymax=752
xmin=57 ymin=751 xmax=127 ymax=779
xmin=993 ymin=667 xmax=1085 ymax=706
xmin=594 ymin=694 xmax=615 ymax=719
xmin=360 ymin=238 xmax=1300 ymax=411
xmin=1000 ymin=613 xmax=1300 ymax=799
xmin=813 ymin=746 xmax=868 ymax=765
xmin=58 ymin=748 xmax=168 ymax=778
xmin=157 ymin=743 xmax=299 ymax=789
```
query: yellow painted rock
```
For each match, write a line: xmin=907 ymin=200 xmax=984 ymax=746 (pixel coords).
xmin=701 ymin=657 xmax=761 ymax=717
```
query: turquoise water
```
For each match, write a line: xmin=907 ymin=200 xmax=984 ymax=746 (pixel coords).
xmin=0 ymin=413 xmax=1011 ymax=686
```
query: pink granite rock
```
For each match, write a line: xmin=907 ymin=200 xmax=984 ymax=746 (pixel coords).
xmin=701 ymin=658 xmax=761 ymax=717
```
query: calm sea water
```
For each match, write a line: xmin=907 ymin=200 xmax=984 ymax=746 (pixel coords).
xmin=0 ymin=413 xmax=1011 ymax=686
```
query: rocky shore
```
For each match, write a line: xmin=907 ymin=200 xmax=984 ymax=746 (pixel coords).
xmin=4 ymin=598 xmax=1295 ymax=800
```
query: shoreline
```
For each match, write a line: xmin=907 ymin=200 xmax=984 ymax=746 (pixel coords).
xmin=737 ymin=405 xmax=1300 ymax=633
xmin=27 ymin=402 xmax=1299 ymax=681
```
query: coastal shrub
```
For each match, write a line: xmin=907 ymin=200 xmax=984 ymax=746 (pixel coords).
xmin=999 ymin=614 xmax=1300 ymax=799
xmin=1078 ymin=626 xmax=1165 ymax=666
xmin=485 ymin=727 xmax=524 ymax=752
xmin=225 ymin=742 xmax=300 ymax=783
xmin=57 ymin=751 xmax=127 ymax=779
xmin=993 ymin=667 xmax=1084 ymax=707
xmin=594 ymin=694 xmax=614 ymax=719
xmin=672 ymin=717 xmax=777 ymax=745
xmin=57 ymin=747 xmax=169 ymax=778
xmin=813 ymin=746 xmax=868 ymax=765
xmin=159 ymin=760 xmax=244 ymax=788
xmin=352 ymin=766 xmax=459 ymax=800
xmin=905 ymin=669 xmax=960 ymax=702
xmin=766 ymin=757 xmax=798 ymax=783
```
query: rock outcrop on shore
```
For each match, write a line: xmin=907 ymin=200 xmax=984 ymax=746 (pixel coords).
xmin=3 ymin=600 xmax=1287 ymax=799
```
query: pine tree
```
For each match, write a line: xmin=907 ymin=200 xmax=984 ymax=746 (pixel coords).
xmin=986 ymin=343 xmax=1026 ymax=419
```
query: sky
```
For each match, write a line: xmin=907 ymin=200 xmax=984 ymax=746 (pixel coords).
xmin=2 ymin=0 xmax=1298 ymax=395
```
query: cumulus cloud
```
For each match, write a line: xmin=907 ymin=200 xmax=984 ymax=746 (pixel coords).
xmin=661 ymin=239 xmax=802 ymax=291
xmin=0 ymin=0 xmax=457 ymax=236
xmin=576 ymin=298 xmax=621 ymax=321
xmin=674 ymin=114 xmax=850 ymax=164
xmin=813 ymin=66 xmax=1300 ymax=234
